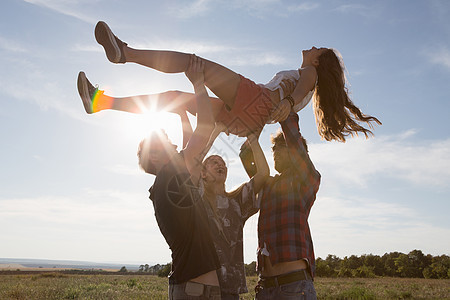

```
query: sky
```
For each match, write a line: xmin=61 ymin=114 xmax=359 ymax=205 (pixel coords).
xmin=1 ymin=0 xmax=449 ymax=266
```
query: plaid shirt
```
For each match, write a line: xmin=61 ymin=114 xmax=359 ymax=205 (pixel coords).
xmin=257 ymin=112 xmax=321 ymax=277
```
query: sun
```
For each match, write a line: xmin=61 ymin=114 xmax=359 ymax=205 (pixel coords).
xmin=118 ymin=111 xmax=184 ymax=149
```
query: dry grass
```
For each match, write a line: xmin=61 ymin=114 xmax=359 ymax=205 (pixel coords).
xmin=314 ymin=277 xmax=450 ymax=300
xmin=0 ymin=273 xmax=449 ymax=299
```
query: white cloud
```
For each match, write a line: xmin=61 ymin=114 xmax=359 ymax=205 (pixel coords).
xmin=288 ymin=3 xmax=319 ymax=12
xmin=335 ymin=3 xmax=380 ymax=19
xmin=0 ymin=192 xmax=147 ymax=227
xmin=311 ymin=196 xmax=450 ymax=258
xmin=310 ymin=131 xmax=450 ymax=188
xmin=0 ymin=193 xmax=168 ymax=263
xmin=168 ymin=0 xmax=212 ymax=18
xmin=133 ymin=39 xmax=288 ymax=67
xmin=24 ymin=0 xmax=96 ymax=24
xmin=229 ymin=52 xmax=288 ymax=66
xmin=71 ymin=43 xmax=102 ymax=53
xmin=134 ymin=39 xmax=238 ymax=55
xmin=104 ymin=164 xmax=143 ymax=176
xmin=168 ymin=0 xmax=318 ymax=19
xmin=425 ymin=46 xmax=450 ymax=69
xmin=0 ymin=36 xmax=27 ymax=53
xmin=0 ymin=56 xmax=84 ymax=121
xmin=229 ymin=0 xmax=317 ymax=18
xmin=312 ymin=196 xmax=415 ymax=231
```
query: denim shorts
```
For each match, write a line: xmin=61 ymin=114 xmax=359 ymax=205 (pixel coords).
xmin=169 ymin=281 xmax=221 ymax=300
xmin=255 ymin=279 xmax=317 ymax=300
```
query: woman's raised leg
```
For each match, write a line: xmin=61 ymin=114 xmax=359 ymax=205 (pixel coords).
xmin=125 ymin=48 xmax=241 ymax=109
xmin=109 ymin=90 xmax=224 ymax=118
xmin=77 ymin=71 xmax=224 ymax=116
xmin=95 ymin=21 xmax=241 ymax=109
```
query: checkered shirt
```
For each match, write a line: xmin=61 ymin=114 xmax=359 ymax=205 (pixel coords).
xmin=257 ymin=112 xmax=321 ymax=277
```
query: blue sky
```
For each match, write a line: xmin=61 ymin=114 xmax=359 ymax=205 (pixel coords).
xmin=1 ymin=0 xmax=449 ymax=265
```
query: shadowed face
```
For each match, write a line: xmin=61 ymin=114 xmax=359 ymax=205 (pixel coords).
xmin=202 ymin=155 xmax=227 ymax=184
xmin=138 ymin=139 xmax=173 ymax=175
xmin=302 ymin=46 xmax=328 ymax=66
xmin=273 ymin=143 xmax=290 ymax=173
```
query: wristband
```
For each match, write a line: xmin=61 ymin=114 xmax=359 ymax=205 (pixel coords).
xmin=284 ymin=95 xmax=295 ymax=108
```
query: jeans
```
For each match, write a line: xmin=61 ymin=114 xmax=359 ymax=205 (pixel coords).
xmin=220 ymin=292 xmax=239 ymax=300
xmin=255 ymin=279 xmax=317 ymax=300
xmin=169 ymin=281 xmax=221 ymax=299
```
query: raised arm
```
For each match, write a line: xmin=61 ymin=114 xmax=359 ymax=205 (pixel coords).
xmin=178 ymin=110 xmax=193 ymax=149
xmin=239 ymin=140 xmax=256 ymax=179
xmin=246 ymin=132 xmax=270 ymax=192
xmin=183 ymin=56 xmax=216 ymax=183
xmin=270 ymin=66 xmax=317 ymax=122
xmin=280 ymin=112 xmax=320 ymax=189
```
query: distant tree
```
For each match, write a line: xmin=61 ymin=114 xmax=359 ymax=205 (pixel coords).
xmin=149 ymin=264 xmax=162 ymax=275
xmin=325 ymin=254 xmax=341 ymax=276
xmin=423 ymin=255 xmax=450 ymax=279
xmin=315 ymin=251 xmax=448 ymax=279
xmin=138 ymin=265 xmax=144 ymax=272
xmin=354 ymin=265 xmax=376 ymax=278
xmin=144 ymin=264 xmax=150 ymax=273
xmin=339 ymin=255 xmax=363 ymax=277
xmin=157 ymin=263 xmax=171 ymax=277
xmin=337 ymin=266 xmax=353 ymax=278
xmin=407 ymin=249 xmax=431 ymax=278
xmin=395 ymin=253 xmax=417 ymax=277
xmin=362 ymin=254 xmax=383 ymax=276
xmin=346 ymin=255 xmax=363 ymax=270
xmin=382 ymin=252 xmax=401 ymax=277
xmin=119 ymin=266 xmax=128 ymax=273
xmin=316 ymin=257 xmax=337 ymax=277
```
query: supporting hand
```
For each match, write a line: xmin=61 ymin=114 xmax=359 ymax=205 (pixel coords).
xmin=269 ymin=79 xmax=296 ymax=122
xmin=185 ymin=55 xmax=205 ymax=87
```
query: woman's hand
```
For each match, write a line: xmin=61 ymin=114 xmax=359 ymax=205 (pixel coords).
xmin=185 ymin=54 xmax=205 ymax=86
xmin=270 ymin=98 xmax=292 ymax=122
xmin=280 ymin=78 xmax=296 ymax=96
xmin=270 ymin=79 xmax=296 ymax=122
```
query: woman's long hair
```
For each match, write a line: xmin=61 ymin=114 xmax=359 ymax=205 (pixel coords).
xmin=314 ymin=49 xmax=381 ymax=142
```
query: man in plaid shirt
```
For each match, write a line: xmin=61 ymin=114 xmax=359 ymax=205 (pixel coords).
xmin=240 ymin=111 xmax=321 ymax=299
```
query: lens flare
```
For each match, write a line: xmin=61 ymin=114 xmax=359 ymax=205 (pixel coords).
xmin=91 ymin=89 xmax=105 ymax=113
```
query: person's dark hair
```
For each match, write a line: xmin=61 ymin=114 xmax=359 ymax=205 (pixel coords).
xmin=271 ymin=130 xmax=308 ymax=152
xmin=314 ymin=49 xmax=381 ymax=142
xmin=201 ymin=155 xmax=224 ymax=174
xmin=201 ymin=154 xmax=245 ymax=199
xmin=137 ymin=130 xmax=175 ymax=174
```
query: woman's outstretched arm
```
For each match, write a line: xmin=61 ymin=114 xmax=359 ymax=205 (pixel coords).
xmin=270 ymin=68 xmax=316 ymax=122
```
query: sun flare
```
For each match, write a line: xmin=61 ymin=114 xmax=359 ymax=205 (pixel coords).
xmin=117 ymin=111 xmax=184 ymax=149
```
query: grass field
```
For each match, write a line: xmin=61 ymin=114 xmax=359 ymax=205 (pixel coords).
xmin=0 ymin=273 xmax=449 ymax=299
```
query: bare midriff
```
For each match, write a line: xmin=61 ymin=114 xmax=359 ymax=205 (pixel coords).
xmin=261 ymin=256 xmax=308 ymax=277
xmin=190 ymin=270 xmax=220 ymax=286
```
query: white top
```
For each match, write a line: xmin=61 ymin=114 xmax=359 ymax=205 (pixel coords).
xmin=262 ymin=69 xmax=316 ymax=113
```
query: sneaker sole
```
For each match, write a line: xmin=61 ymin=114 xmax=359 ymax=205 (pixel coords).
xmin=77 ymin=71 xmax=93 ymax=114
xmin=95 ymin=21 xmax=121 ymax=63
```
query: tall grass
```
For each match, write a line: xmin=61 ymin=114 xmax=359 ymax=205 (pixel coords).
xmin=0 ymin=273 xmax=448 ymax=299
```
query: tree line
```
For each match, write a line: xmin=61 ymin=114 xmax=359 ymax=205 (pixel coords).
xmin=137 ymin=263 xmax=171 ymax=277
xmin=314 ymin=250 xmax=449 ymax=279
xmin=138 ymin=250 xmax=449 ymax=279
